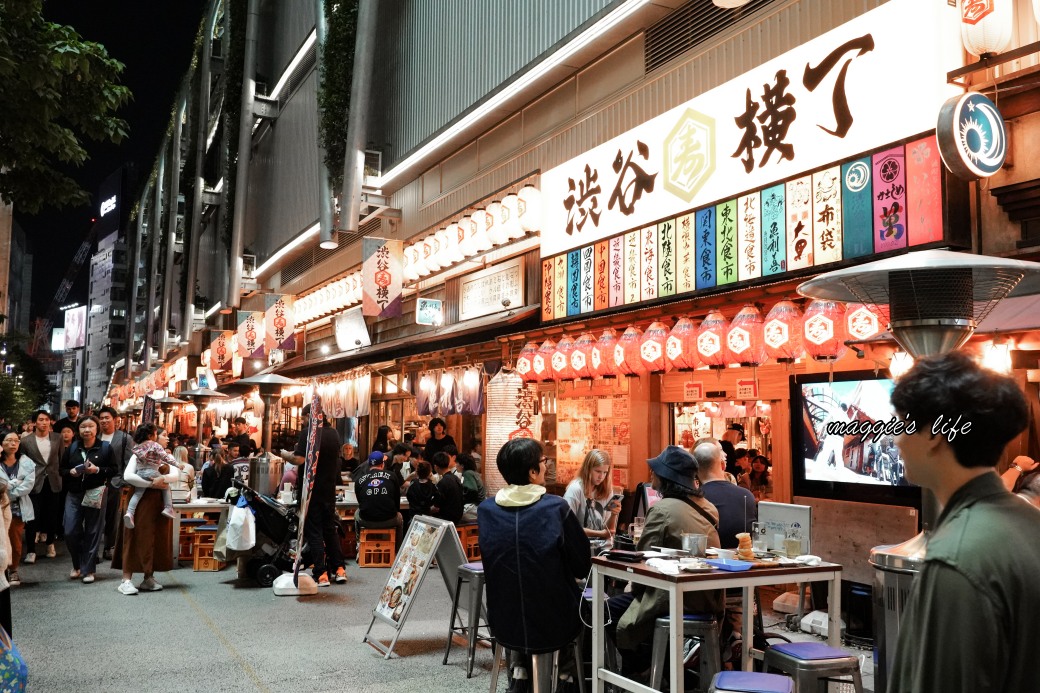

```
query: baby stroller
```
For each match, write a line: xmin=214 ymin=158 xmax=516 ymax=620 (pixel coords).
xmin=232 ymin=479 xmax=301 ymax=587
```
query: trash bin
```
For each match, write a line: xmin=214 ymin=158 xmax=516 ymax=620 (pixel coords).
xmin=249 ymin=453 xmax=283 ymax=497
xmin=869 ymin=532 xmax=927 ymax=693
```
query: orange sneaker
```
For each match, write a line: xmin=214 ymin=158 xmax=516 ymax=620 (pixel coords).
xmin=334 ymin=567 xmax=348 ymax=584
xmin=316 ymin=572 xmax=330 ymax=587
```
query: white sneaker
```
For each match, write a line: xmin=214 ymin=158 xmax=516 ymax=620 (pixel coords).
xmin=23 ymin=552 xmax=36 ymax=565
xmin=81 ymin=574 xmax=95 ymax=584
xmin=138 ymin=577 xmax=163 ymax=592
xmin=117 ymin=579 xmax=139 ymax=595
xmin=161 ymin=507 xmax=177 ymax=520
xmin=123 ymin=513 xmax=135 ymax=529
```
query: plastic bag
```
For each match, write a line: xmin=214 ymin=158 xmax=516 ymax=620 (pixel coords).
xmin=226 ymin=504 xmax=255 ymax=552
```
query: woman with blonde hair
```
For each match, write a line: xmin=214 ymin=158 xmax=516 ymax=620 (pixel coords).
xmin=563 ymin=449 xmax=621 ymax=540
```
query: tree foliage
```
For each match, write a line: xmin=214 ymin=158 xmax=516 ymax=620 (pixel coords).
xmin=0 ymin=344 xmax=56 ymax=426
xmin=0 ymin=0 xmax=131 ymax=213
xmin=318 ymin=0 xmax=359 ymax=193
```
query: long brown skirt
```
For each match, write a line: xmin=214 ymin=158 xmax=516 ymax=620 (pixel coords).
xmin=111 ymin=487 xmax=173 ymax=574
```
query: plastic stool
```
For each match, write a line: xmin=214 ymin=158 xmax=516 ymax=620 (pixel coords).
xmin=488 ymin=639 xmax=587 ymax=693
xmin=709 ymin=671 xmax=794 ymax=693
xmin=444 ymin=562 xmax=491 ymax=677
xmin=763 ymin=642 xmax=863 ymax=693
xmin=649 ymin=613 xmax=721 ymax=693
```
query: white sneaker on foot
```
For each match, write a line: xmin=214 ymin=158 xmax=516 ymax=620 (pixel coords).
xmin=117 ymin=579 xmax=139 ymax=595
xmin=23 ymin=552 xmax=35 ymax=565
xmin=123 ymin=512 xmax=135 ymax=529
xmin=161 ymin=507 xmax=177 ymax=520
xmin=8 ymin=572 xmax=20 ymax=586
xmin=138 ymin=577 xmax=163 ymax=592
xmin=81 ymin=574 xmax=95 ymax=584
xmin=69 ymin=569 xmax=81 ymax=579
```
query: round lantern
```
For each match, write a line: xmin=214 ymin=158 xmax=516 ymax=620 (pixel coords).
xmin=591 ymin=328 xmax=618 ymax=378
xmin=458 ymin=215 xmax=477 ymax=256
xmin=570 ymin=332 xmax=596 ymax=379
xmin=404 ymin=244 xmax=421 ymax=279
xmin=845 ymin=302 xmax=888 ymax=342
xmin=471 ymin=209 xmax=494 ymax=252
xmin=803 ymin=299 xmax=848 ymax=360
xmin=696 ymin=311 xmax=730 ymax=369
xmin=533 ymin=339 xmax=556 ymax=382
xmin=435 ymin=228 xmax=452 ymax=268
xmin=445 ymin=223 xmax=464 ymax=264
xmin=501 ymin=193 xmax=524 ymax=240
xmin=615 ymin=325 xmax=648 ymax=377
xmin=486 ymin=201 xmax=508 ymax=246
xmin=726 ymin=304 xmax=767 ymax=366
xmin=427 ymin=233 xmax=444 ymax=272
xmin=640 ymin=321 xmax=670 ymax=373
xmin=666 ymin=316 xmax=699 ymax=371
xmin=515 ymin=341 xmax=540 ymax=383
xmin=517 ymin=185 xmax=541 ymax=233
xmin=415 ymin=240 xmax=432 ymax=277
xmin=552 ymin=335 xmax=577 ymax=380
xmin=960 ymin=0 xmax=1013 ymax=57
xmin=763 ymin=299 xmax=804 ymax=363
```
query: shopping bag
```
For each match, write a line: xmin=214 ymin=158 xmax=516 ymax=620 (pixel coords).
xmin=81 ymin=486 xmax=105 ymax=509
xmin=226 ymin=504 xmax=256 ymax=551
xmin=0 ymin=626 xmax=28 ymax=692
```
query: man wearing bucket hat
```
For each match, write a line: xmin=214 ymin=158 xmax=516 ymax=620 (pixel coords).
xmin=608 ymin=445 xmax=723 ymax=678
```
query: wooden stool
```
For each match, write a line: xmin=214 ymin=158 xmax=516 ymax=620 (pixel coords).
xmin=358 ymin=528 xmax=396 ymax=567
xmin=337 ymin=508 xmax=358 ymax=560
xmin=457 ymin=523 xmax=481 ymax=561
xmin=193 ymin=525 xmax=226 ymax=572
xmin=178 ymin=518 xmax=207 ymax=562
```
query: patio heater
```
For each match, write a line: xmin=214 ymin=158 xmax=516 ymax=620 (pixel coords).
xmin=178 ymin=387 xmax=227 ymax=469
xmin=233 ymin=373 xmax=305 ymax=454
xmin=153 ymin=395 xmax=186 ymax=431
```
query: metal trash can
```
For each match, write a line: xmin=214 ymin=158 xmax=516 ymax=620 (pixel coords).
xmin=248 ymin=453 xmax=283 ymax=497
xmin=869 ymin=532 xmax=927 ymax=693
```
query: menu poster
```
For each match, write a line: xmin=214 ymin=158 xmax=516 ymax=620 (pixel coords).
xmin=556 ymin=394 xmax=633 ymax=486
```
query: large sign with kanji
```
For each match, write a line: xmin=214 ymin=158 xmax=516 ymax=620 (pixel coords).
xmin=539 ymin=0 xmax=960 ymax=260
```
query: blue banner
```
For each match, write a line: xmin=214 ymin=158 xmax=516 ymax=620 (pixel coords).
xmin=567 ymin=250 xmax=581 ymax=316
xmin=841 ymin=157 xmax=874 ymax=259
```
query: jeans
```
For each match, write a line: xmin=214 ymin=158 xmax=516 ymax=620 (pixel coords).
xmin=304 ymin=499 xmax=344 ymax=579
xmin=64 ymin=492 xmax=104 ymax=576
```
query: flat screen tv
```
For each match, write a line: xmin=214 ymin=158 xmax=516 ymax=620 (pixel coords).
xmin=791 ymin=371 xmax=920 ymax=507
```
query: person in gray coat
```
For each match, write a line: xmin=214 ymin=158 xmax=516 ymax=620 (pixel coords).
xmin=20 ymin=410 xmax=61 ymax=563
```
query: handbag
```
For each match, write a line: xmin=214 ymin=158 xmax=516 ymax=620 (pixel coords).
xmin=81 ymin=485 xmax=105 ymax=509
xmin=0 ymin=626 xmax=28 ymax=692
xmin=226 ymin=499 xmax=256 ymax=552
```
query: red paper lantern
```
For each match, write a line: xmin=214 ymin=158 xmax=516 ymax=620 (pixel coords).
xmin=803 ymin=299 xmax=848 ymax=361
xmin=533 ymin=339 xmax=556 ymax=381
xmin=640 ymin=321 xmax=670 ymax=373
xmin=570 ymin=332 xmax=596 ymax=379
xmin=515 ymin=341 xmax=540 ymax=382
xmin=591 ymin=329 xmax=618 ymax=378
xmin=666 ymin=316 xmax=699 ymax=371
xmin=726 ymin=304 xmax=767 ymax=366
xmin=696 ymin=311 xmax=730 ymax=369
xmin=763 ymin=299 xmax=805 ymax=363
xmin=845 ymin=302 xmax=888 ymax=342
xmin=552 ymin=335 xmax=577 ymax=381
xmin=614 ymin=325 xmax=647 ymax=377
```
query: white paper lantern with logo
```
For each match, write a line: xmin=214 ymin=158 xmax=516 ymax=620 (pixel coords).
xmin=403 ymin=244 xmax=419 ymax=281
xmin=1034 ymin=0 xmax=1040 ymax=24
xmin=435 ymin=228 xmax=452 ymax=268
xmin=445 ymin=222 xmax=464 ymax=264
xmin=471 ymin=209 xmax=494 ymax=252
xmin=501 ymin=193 xmax=524 ymax=240
xmin=421 ymin=235 xmax=439 ymax=273
xmin=959 ymin=0 xmax=1013 ymax=56
xmin=415 ymin=241 xmax=432 ymax=277
xmin=517 ymin=185 xmax=541 ymax=233
xmin=458 ymin=215 xmax=477 ymax=257
xmin=486 ymin=201 xmax=508 ymax=246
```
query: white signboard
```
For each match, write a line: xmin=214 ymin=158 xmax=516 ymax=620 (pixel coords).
xmin=539 ymin=0 xmax=961 ymax=258
xmin=459 ymin=256 xmax=524 ymax=321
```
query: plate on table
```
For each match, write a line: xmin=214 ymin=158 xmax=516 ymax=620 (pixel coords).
xmin=679 ymin=559 xmax=715 ymax=573
xmin=704 ymin=558 xmax=754 ymax=572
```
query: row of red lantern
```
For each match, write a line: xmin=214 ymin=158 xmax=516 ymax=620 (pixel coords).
xmin=514 ymin=299 xmax=887 ymax=381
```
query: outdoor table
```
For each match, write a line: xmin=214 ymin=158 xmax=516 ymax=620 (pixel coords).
xmin=590 ymin=555 xmax=843 ymax=693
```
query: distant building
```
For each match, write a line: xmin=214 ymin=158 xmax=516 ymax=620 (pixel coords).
xmin=0 ymin=203 xmax=33 ymax=336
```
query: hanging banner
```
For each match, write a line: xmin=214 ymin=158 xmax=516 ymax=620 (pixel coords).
xmin=362 ymin=237 xmax=403 ymax=318
xmin=209 ymin=331 xmax=234 ymax=371
xmin=237 ymin=311 xmax=265 ymax=358
xmin=264 ymin=295 xmax=296 ymax=352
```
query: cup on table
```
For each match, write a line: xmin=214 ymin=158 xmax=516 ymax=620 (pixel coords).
xmin=751 ymin=521 xmax=769 ymax=553
xmin=630 ymin=516 xmax=645 ymax=542
xmin=681 ymin=532 xmax=708 ymax=557
xmin=784 ymin=528 xmax=804 ymax=558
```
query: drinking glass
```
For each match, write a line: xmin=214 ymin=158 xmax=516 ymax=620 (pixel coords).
xmin=751 ymin=521 xmax=769 ymax=553
xmin=784 ymin=528 xmax=803 ymax=558
xmin=630 ymin=516 xmax=645 ymax=542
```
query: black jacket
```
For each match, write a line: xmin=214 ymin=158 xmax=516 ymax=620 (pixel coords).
xmin=59 ymin=440 xmax=116 ymax=495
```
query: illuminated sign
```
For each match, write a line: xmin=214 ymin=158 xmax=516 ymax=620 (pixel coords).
xmin=100 ymin=195 xmax=117 ymax=217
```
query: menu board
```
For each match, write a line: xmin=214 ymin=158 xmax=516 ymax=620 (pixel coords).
xmin=555 ymin=393 xmax=632 ymax=487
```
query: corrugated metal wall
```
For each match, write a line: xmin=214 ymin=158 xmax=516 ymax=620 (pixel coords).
xmin=258 ymin=0 xmax=316 ymax=89
xmin=370 ymin=0 xmax=617 ymax=169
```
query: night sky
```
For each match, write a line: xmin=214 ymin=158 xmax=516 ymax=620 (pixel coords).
xmin=15 ymin=1 xmax=207 ymax=320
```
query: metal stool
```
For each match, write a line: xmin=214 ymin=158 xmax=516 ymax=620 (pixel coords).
xmin=649 ymin=614 xmax=721 ymax=693
xmin=709 ymin=671 xmax=794 ymax=693
xmin=763 ymin=642 xmax=863 ymax=693
xmin=489 ymin=639 xmax=587 ymax=693
xmin=581 ymin=587 xmax=619 ymax=678
xmin=444 ymin=562 xmax=491 ymax=677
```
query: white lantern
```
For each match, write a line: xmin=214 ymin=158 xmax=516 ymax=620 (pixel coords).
xmin=458 ymin=215 xmax=477 ymax=257
xmin=403 ymin=244 xmax=419 ymax=281
xmin=350 ymin=272 xmax=363 ymax=302
xmin=486 ymin=201 xmax=508 ymax=246
xmin=435 ymin=228 xmax=452 ymax=268
xmin=517 ymin=185 xmax=541 ymax=233
xmin=471 ymin=208 xmax=493 ymax=252
xmin=412 ymin=242 xmax=430 ymax=277
xmin=959 ymin=0 xmax=1013 ymax=56
xmin=445 ymin=222 xmax=464 ymax=264
xmin=427 ymin=234 xmax=443 ymax=272
xmin=501 ymin=193 xmax=524 ymax=240
xmin=1034 ymin=0 xmax=1040 ymax=25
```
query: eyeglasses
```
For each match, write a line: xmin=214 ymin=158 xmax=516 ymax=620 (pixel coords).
xmin=540 ymin=456 xmax=549 ymax=465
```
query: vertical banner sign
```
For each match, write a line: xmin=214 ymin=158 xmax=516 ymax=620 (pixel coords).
xmin=142 ymin=396 xmax=156 ymax=425
xmin=715 ymin=200 xmax=737 ymax=285
xmin=609 ymin=236 xmax=624 ymax=307
xmin=786 ymin=176 xmax=813 ymax=270
xmin=292 ymin=394 xmax=323 ymax=584
xmin=676 ymin=214 xmax=694 ymax=294
xmin=812 ymin=166 xmax=843 ymax=266
xmin=658 ymin=219 xmax=676 ymax=299
xmin=737 ymin=192 xmax=761 ymax=281
xmin=566 ymin=249 xmax=581 ymax=316
xmin=580 ymin=245 xmax=594 ymax=313
xmin=640 ymin=225 xmax=658 ymax=301
xmin=362 ymin=238 xmax=403 ymax=318
xmin=554 ymin=255 xmax=567 ymax=319
xmin=906 ymin=135 xmax=944 ymax=246
xmin=695 ymin=207 xmax=716 ymax=290
xmin=594 ymin=241 xmax=610 ymax=311
xmin=841 ymin=157 xmax=874 ymax=259
xmin=873 ymin=146 xmax=908 ymax=253
xmin=264 ymin=294 xmax=296 ymax=351
xmin=236 ymin=311 xmax=265 ymax=358
xmin=624 ymin=231 xmax=640 ymax=304
xmin=761 ymin=184 xmax=786 ymax=275
xmin=209 ymin=330 xmax=233 ymax=371
xmin=541 ymin=258 xmax=555 ymax=321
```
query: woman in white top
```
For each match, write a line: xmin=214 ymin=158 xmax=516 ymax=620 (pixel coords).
xmin=563 ymin=449 xmax=621 ymax=540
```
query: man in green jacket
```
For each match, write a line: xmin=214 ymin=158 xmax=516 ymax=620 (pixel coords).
xmin=888 ymin=351 xmax=1040 ymax=693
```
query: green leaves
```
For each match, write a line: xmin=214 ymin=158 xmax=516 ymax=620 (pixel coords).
xmin=318 ymin=0 xmax=359 ymax=193
xmin=0 ymin=1 xmax=131 ymax=213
